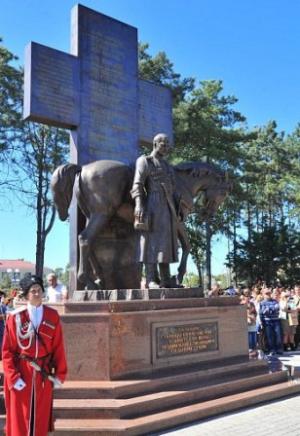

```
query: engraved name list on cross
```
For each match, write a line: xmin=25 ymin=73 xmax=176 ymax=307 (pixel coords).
xmin=23 ymin=4 xmax=173 ymax=166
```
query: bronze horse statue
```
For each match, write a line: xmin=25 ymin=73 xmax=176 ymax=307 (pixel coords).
xmin=51 ymin=160 xmax=230 ymax=289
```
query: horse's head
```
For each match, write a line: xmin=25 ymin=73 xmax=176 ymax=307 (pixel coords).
xmin=201 ymin=180 xmax=231 ymax=219
xmin=174 ymin=161 xmax=231 ymax=221
xmin=51 ymin=164 xmax=81 ymax=221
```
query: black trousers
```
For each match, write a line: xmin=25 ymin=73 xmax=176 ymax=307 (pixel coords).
xmin=295 ymin=322 xmax=300 ymax=347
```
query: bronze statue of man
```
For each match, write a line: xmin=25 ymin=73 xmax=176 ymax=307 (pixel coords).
xmin=131 ymin=133 xmax=179 ymax=288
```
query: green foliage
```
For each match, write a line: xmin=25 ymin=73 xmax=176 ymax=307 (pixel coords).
xmin=16 ymin=123 xmax=69 ymax=276
xmin=212 ymin=273 xmax=229 ymax=289
xmin=17 ymin=123 xmax=69 ymax=204
xmin=0 ymin=274 xmax=12 ymax=290
xmin=0 ymin=40 xmax=69 ymax=276
xmin=183 ymin=272 xmax=201 ymax=288
xmin=0 ymin=40 xmax=23 ymax=189
xmin=138 ymin=43 xmax=300 ymax=287
xmin=173 ymin=80 xmax=253 ymax=165
xmin=229 ymin=224 xmax=300 ymax=286
xmin=228 ymin=121 xmax=300 ymax=284
xmin=2 ymin=37 xmax=300 ymax=287
xmin=54 ymin=264 xmax=70 ymax=287
xmin=139 ymin=43 xmax=194 ymax=105
xmin=172 ymin=79 xmax=255 ymax=287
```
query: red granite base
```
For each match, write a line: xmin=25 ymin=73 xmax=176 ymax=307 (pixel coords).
xmin=62 ymin=295 xmax=249 ymax=380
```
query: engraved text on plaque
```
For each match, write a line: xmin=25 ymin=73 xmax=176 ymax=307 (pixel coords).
xmin=156 ymin=322 xmax=218 ymax=358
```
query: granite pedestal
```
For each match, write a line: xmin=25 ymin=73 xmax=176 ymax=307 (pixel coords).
xmin=62 ymin=293 xmax=249 ymax=380
xmin=4 ymin=293 xmax=297 ymax=434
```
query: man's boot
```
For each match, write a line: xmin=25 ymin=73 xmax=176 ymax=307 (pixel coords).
xmin=159 ymin=263 xmax=172 ymax=288
xmin=145 ymin=264 xmax=160 ymax=288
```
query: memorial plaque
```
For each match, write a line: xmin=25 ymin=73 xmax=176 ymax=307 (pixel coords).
xmin=155 ymin=322 xmax=218 ymax=358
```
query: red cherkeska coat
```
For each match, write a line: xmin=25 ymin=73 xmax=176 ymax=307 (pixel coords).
xmin=2 ymin=305 xmax=67 ymax=436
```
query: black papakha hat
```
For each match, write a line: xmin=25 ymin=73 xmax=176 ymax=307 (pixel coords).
xmin=19 ymin=275 xmax=45 ymax=297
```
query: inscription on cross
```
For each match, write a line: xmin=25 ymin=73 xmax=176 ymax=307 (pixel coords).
xmin=24 ymin=4 xmax=173 ymax=165
xmin=24 ymin=4 xmax=173 ymax=292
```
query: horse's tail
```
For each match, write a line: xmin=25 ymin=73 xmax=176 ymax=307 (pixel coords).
xmin=51 ymin=163 xmax=82 ymax=221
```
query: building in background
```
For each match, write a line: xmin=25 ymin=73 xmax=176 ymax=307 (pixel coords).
xmin=0 ymin=259 xmax=52 ymax=285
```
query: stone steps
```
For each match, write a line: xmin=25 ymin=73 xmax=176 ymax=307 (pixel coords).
xmin=54 ymin=359 xmax=267 ymax=399
xmin=52 ymin=371 xmax=287 ymax=420
xmin=2 ymin=359 xmax=267 ymax=429
xmin=3 ymin=298 xmax=298 ymax=435
xmin=1 ymin=360 xmax=299 ymax=434
xmin=52 ymin=380 xmax=300 ymax=435
xmin=2 ymin=343 xmax=299 ymax=435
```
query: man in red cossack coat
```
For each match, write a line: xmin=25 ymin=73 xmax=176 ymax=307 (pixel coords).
xmin=2 ymin=275 xmax=67 ymax=436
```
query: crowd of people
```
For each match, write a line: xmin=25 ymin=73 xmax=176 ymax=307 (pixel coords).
xmin=208 ymin=282 xmax=300 ymax=357
xmin=1 ymin=272 xmax=299 ymax=434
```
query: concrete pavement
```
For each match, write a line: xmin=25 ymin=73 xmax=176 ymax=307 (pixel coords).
xmin=153 ymin=394 xmax=300 ymax=435
xmin=152 ymin=350 xmax=300 ymax=436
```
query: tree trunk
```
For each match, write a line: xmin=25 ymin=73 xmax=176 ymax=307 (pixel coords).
xmin=35 ymin=235 xmax=45 ymax=278
xmin=35 ymin=166 xmax=43 ymax=277
xmin=246 ymin=187 xmax=252 ymax=243
xmin=195 ymin=262 xmax=203 ymax=289
xmin=246 ymin=198 xmax=253 ymax=283
xmin=205 ymin=221 xmax=212 ymax=290
xmin=232 ymin=208 xmax=238 ymax=285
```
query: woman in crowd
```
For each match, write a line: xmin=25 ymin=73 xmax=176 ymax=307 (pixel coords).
xmin=279 ymin=290 xmax=296 ymax=351
xmin=241 ymin=293 xmax=257 ymax=355
xmin=293 ymin=286 xmax=300 ymax=349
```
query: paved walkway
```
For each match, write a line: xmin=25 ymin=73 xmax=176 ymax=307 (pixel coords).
xmin=153 ymin=350 xmax=300 ymax=436
xmin=154 ymin=394 xmax=300 ymax=435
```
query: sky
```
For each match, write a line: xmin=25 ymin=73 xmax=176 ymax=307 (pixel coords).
xmin=0 ymin=0 xmax=299 ymax=275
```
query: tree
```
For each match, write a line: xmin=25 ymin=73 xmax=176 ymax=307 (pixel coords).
xmin=0 ymin=40 xmax=23 ymax=192
xmin=138 ymin=48 xmax=264 ymax=288
xmin=0 ymin=40 xmax=69 ymax=277
xmin=139 ymin=43 xmax=194 ymax=105
xmin=185 ymin=211 xmax=206 ymax=288
xmin=183 ymin=272 xmax=200 ymax=288
xmin=54 ymin=264 xmax=70 ymax=286
xmin=0 ymin=274 xmax=12 ymax=290
xmin=212 ymin=273 xmax=229 ymax=290
xmin=14 ymin=124 xmax=69 ymax=276
xmin=229 ymin=224 xmax=300 ymax=286
xmin=228 ymin=122 xmax=300 ymax=284
xmin=173 ymin=80 xmax=254 ymax=288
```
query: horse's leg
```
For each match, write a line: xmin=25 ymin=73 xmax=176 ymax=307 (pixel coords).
xmin=89 ymin=251 xmax=105 ymax=288
xmin=177 ymin=222 xmax=191 ymax=284
xmin=78 ymin=213 xmax=109 ymax=289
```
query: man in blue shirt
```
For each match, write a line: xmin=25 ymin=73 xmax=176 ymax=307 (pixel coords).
xmin=259 ymin=288 xmax=283 ymax=356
